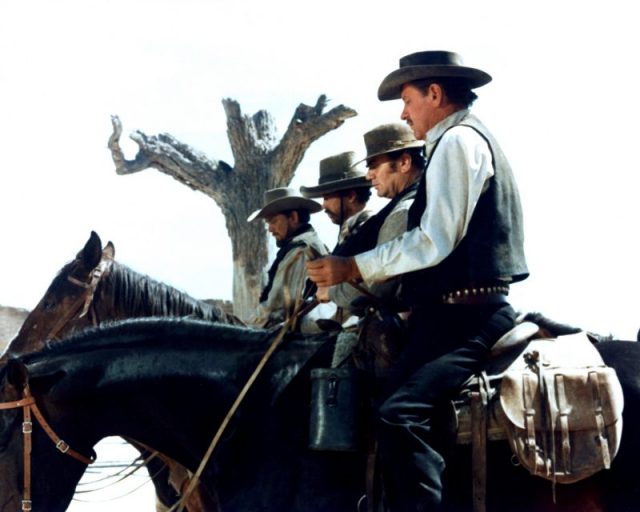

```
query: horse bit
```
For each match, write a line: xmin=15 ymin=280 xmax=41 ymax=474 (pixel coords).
xmin=45 ymin=256 xmax=113 ymax=342
xmin=0 ymin=385 xmax=95 ymax=511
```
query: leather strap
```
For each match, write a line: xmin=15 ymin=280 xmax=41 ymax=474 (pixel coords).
xmin=46 ymin=257 xmax=112 ymax=341
xmin=28 ymin=400 xmax=95 ymax=465
xmin=470 ymin=371 xmax=490 ymax=512
xmin=589 ymin=370 xmax=611 ymax=468
xmin=555 ymin=374 xmax=571 ymax=474
xmin=0 ymin=387 xmax=94 ymax=510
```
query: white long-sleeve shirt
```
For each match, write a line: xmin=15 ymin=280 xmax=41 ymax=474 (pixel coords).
xmin=355 ymin=109 xmax=494 ymax=283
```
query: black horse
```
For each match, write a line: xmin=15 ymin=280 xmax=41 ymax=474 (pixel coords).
xmin=0 ymin=317 xmax=639 ymax=511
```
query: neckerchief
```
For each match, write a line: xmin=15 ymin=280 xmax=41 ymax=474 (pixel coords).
xmin=259 ymin=224 xmax=313 ymax=303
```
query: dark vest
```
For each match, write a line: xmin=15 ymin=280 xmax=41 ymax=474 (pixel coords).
xmin=402 ymin=113 xmax=528 ymax=304
xmin=333 ymin=182 xmax=418 ymax=258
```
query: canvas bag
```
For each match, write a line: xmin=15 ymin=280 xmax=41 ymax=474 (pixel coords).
xmin=499 ymin=333 xmax=624 ymax=484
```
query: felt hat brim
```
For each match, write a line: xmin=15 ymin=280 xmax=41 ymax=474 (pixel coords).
xmin=378 ymin=65 xmax=492 ymax=101
xmin=300 ymin=176 xmax=371 ymax=198
xmin=354 ymin=139 xmax=425 ymax=166
xmin=247 ymin=196 xmax=322 ymax=222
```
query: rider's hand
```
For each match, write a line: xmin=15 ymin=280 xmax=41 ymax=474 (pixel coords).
xmin=306 ymin=256 xmax=361 ymax=287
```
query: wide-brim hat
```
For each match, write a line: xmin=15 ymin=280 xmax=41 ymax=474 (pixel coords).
xmin=300 ymin=151 xmax=371 ymax=198
xmin=355 ymin=123 xmax=425 ymax=165
xmin=247 ymin=187 xmax=322 ymax=222
xmin=378 ymin=50 xmax=492 ymax=101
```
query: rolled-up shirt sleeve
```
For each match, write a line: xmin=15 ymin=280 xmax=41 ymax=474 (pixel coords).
xmin=354 ymin=126 xmax=494 ymax=283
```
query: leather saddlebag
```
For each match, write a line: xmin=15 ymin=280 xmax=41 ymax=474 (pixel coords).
xmin=499 ymin=333 xmax=624 ymax=484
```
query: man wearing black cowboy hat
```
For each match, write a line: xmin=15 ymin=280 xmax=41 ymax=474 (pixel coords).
xmin=307 ymin=51 xmax=528 ymax=511
xmin=247 ymin=187 xmax=333 ymax=333
xmin=300 ymin=151 xmax=373 ymax=248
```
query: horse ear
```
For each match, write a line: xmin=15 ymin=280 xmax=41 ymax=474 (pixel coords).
xmin=77 ymin=231 xmax=103 ymax=269
xmin=6 ymin=358 xmax=29 ymax=390
xmin=103 ymin=241 xmax=116 ymax=260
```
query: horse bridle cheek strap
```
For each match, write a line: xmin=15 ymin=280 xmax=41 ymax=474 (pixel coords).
xmin=0 ymin=388 xmax=95 ymax=511
xmin=47 ymin=258 xmax=113 ymax=341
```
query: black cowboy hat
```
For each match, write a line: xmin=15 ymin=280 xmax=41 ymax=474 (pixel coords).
xmin=378 ymin=50 xmax=492 ymax=101
xmin=300 ymin=151 xmax=370 ymax=198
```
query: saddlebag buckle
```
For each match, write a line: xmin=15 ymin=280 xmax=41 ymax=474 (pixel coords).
xmin=21 ymin=499 xmax=33 ymax=511
xmin=22 ymin=421 xmax=33 ymax=434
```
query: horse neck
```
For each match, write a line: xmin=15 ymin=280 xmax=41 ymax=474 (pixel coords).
xmin=31 ymin=330 xmax=267 ymax=475
xmin=97 ymin=262 xmax=231 ymax=322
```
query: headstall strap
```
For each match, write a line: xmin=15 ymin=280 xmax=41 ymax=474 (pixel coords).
xmin=47 ymin=257 xmax=113 ymax=342
xmin=0 ymin=386 xmax=94 ymax=510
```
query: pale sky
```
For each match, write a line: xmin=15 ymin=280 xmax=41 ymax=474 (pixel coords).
xmin=1 ymin=0 xmax=639 ymax=345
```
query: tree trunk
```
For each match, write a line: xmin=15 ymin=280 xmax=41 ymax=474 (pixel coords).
xmin=107 ymin=96 xmax=357 ymax=321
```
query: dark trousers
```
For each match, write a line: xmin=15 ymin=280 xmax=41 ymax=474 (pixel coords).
xmin=377 ymin=303 xmax=516 ymax=512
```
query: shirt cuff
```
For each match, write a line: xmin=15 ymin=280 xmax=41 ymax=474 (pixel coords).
xmin=354 ymin=250 xmax=381 ymax=283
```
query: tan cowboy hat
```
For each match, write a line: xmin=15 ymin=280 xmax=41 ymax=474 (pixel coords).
xmin=355 ymin=123 xmax=425 ymax=165
xmin=378 ymin=50 xmax=492 ymax=101
xmin=247 ymin=187 xmax=322 ymax=222
xmin=300 ymin=151 xmax=371 ymax=198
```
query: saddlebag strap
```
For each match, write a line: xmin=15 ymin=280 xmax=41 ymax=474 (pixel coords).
xmin=523 ymin=373 xmax=543 ymax=475
xmin=555 ymin=374 xmax=571 ymax=475
xmin=590 ymin=370 xmax=611 ymax=468
xmin=470 ymin=371 xmax=490 ymax=512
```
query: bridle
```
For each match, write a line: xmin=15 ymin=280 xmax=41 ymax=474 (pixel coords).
xmin=0 ymin=385 xmax=95 ymax=511
xmin=45 ymin=256 xmax=113 ymax=342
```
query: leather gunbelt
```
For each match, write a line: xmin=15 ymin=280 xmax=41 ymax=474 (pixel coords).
xmin=441 ymin=284 xmax=510 ymax=305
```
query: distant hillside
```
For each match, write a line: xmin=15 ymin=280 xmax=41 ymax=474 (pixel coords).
xmin=0 ymin=305 xmax=29 ymax=351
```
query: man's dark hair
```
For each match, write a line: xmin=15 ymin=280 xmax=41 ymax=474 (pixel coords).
xmin=411 ymin=78 xmax=478 ymax=108
xmin=291 ymin=209 xmax=311 ymax=224
xmin=387 ymin=147 xmax=427 ymax=172
xmin=352 ymin=187 xmax=372 ymax=204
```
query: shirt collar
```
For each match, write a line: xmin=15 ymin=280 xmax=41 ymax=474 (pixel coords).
xmin=425 ymin=109 xmax=470 ymax=157
xmin=339 ymin=209 xmax=372 ymax=242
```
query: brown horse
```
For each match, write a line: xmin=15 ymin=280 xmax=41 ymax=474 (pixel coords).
xmin=3 ymin=230 xmax=241 ymax=363
xmin=3 ymin=231 xmax=242 ymax=511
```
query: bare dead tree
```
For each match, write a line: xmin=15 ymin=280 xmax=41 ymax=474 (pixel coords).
xmin=107 ymin=95 xmax=357 ymax=320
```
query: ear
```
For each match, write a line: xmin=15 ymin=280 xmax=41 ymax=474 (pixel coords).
xmin=6 ymin=358 xmax=29 ymax=390
xmin=345 ymin=190 xmax=358 ymax=204
xmin=398 ymin=152 xmax=413 ymax=174
xmin=103 ymin=241 xmax=116 ymax=261
xmin=288 ymin=210 xmax=300 ymax=225
xmin=428 ymin=83 xmax=446 ymax=106
xmin=77 ymin=231 xmax=103 ymax=269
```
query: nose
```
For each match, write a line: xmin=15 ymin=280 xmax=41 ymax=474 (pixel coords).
xmin=366 ymin=168 xmax=375 ymax=181
xmin=400 ymin=105 xmax=409 ymax=121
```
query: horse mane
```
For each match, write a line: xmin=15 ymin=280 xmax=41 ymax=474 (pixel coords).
xmin=105 ymin=261 xmax=242 ymax=325
xmin=31 ymin=317 xmax=265 ymax=362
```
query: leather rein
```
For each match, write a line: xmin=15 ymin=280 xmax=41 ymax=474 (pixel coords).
xmin=46 ymin=257 xmax=113 ymax=342
xmin=0 ymin=385 xmax=95 ymax=511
